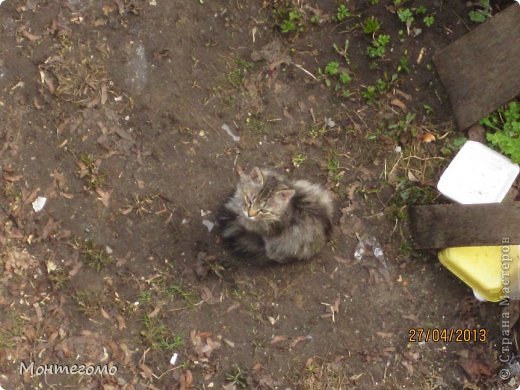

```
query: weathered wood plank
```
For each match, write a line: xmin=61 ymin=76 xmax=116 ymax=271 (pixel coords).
xmin=409 ymin=202 xmax=520 ymax=249
xmin=433 ymin=4 xmax=520 ymax=130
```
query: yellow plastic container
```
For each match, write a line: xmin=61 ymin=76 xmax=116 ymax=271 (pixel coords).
xmin=439 ymin=245 xmax=520 ymax=302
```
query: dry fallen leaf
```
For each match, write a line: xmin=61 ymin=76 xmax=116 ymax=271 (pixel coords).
xmin=390 ymin=98 xmax=407 ymax=112
xmin=100 ymin=307 xmax=110 ymax=320
xmin=69 ymin=262 xmax=82 ymax=277
xmin=33 ymin=303 xmax=43 ymax=321
xmin=270 ymin=335 xmax=288 ymax=344
xmin=289 ymin=335 xmax=312 ymax=348
xmin=401 ymin=313 xmax=419 ymax=323
xmin=138 ymin=363 xmax=154 ymax=379
xmin=459 ymin=358 xmax=492 ymax=380
xmin=115 ymin=315 xmax=126 ymax=330
xmin=419 ymin=132 xmax=436 ymax=143
xmin=407 ymin=170 xmax=419 ymax=182
xmin=21 ymin=29 xmax=42 ymax=41
xmin=147 ymin=306 xmax=161 ymax=318
xmin=95 ymin=188 xmax=111 ymax=208
xmin=100 ymin=82 xmax=108 ymax=104
xmin=179 ymin=369 xmax=193 ymax=390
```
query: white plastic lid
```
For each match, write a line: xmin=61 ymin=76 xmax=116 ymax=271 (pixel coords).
xmin=437 ymin=140 xmax=519 ymax=204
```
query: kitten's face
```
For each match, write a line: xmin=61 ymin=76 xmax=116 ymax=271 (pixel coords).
xmin=236 ymin=167 xmax=295 ymax=224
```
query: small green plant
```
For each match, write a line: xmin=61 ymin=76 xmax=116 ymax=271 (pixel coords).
xmin=368 ymin=0 xmax=379 ymax=4
xmin=326 ymin=152 xmax=343 ymax=183
xmin=74 ymin=289 xmax=104 ymax=317
xmin=72 ymin=238 xmax=113 ymax=271
xmin=339 ymin=72 xmax=351 ymax=85
xmin=227 ymin=57 xmax=253 ymax=87
xmin=362 ymin=74 xmax=397 ymax=103
xmin=440 ymin=136 xmax=467 ymax=156
xmin=415 ymin=6 xmax=427 ymax=15
xmin=469 ymin=0 xmax=491 ymax=23
xmin=423 ymin=15 xmax=435 ymax=27
xmin=225 ymin=365 xmax=248 ymax=388
xmin=362 ymin=16 xmax=381 ymax=35
xmin=0 ymin=312 xmax=22 ymax=349
xmin=321 ymin=60 xmax=352 ymax=97
xmin=397 ymin=8 xmax=414 ymax=24
xmin=335 ymin=4 xmax=351 ymax=22
xmin=362 ymin=85 xmax=377 ymax=102
xmin=389 ymin=112 xmax=417 ymax=136
xmin=309 ymin=124 xmax=327 ymax=139
xmin=165 ymin=283 xmax=197 ymax=305
xmin=310 ymin=14 xmax=321 ymax=24
xmin=324 ymin=61 xmax=339 ymax=76
xmin=481 ymin=101 xmax=520 ymax=162
xmin=141 ymin=315 xmax=184 ymax=351
xmin=280 ymin=10 xmax=304 ymax=33
xmin=78 ymin=154 xmax=105 ymax=190
xmin=292 ymin=153 xmax=307 ymax=168
xmin=245 ymin=114 xmax=268 ymax=135
xmin=333 ymin=39 xmax=351 ymax=64
xmin=367 ymin=34 xmax=390 ymax=58
xmin=391 ymin=179 xmax=437 ymax=207
xmin=423 ymin=104 xmax=433 ymax=115
xmin=398 ymin=54 xmax=411 ymax=73
xmin=138 ymin=290 xmax=152 ymax=305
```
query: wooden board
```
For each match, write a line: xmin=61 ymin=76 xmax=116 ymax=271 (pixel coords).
xmin=409 ymin=202 xmax=520 ymax=249
xmin=433 ymin=4 xmax=520 ymax=130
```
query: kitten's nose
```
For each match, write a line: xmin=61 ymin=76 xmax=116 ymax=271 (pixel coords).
xmin=247 ymin=208 xmax=258 ymax=217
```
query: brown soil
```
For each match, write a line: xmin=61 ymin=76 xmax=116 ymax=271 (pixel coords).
xmin=0 ymin=0 xmax=516 ymax=389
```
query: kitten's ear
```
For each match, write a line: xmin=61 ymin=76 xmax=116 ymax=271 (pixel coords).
xmin=275 ymin=189 xmax=295 ymax=203
xmin=250 ymin=167 xmax=263 ymax=185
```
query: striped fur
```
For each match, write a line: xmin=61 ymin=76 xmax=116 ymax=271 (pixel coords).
xmin=217 ymin=167 xmax=334 ymax=264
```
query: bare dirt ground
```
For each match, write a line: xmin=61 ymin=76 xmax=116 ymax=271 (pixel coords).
xmin=0 ymin=0 xmax=518 ymax=389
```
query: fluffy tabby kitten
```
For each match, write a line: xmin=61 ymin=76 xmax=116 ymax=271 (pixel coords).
xmin=217 ymin=166 xmax=334 ymax=264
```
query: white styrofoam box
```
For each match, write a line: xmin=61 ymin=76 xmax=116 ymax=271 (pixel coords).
xmin=437 ymin=140 xmax=519 ymax=204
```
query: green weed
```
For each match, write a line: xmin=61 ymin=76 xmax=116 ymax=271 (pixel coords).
xmin=227 ymin=58 xmax=253 ymax=88
xmin=335 ymin=4 xmax=351 ymax=22
xmin=321 ymin=60 xmax=352 ymax=97
xmin=324 ymin=61 xmax=340 ymax=76
xmin=74 ymin=289 xmax=105 ymax=317
xmin=367 ymin=34 xmax=390 ymax=59
xmin=292 ymin=153 xmax=307 ymax=168
xmin=141 ymin=315 xmax=184 ymax=351
xmin=246 ymin=114 xmax=268 ymax=135
xmin=165 ymin=283 xmax=197 ymax=306
xmin=326 ymin=152 xmax=343 ymax=183
xmin=79 ymin=154 xmax=105 ymax=190
xmin=398 ymin=54 xmax=411 ymax=73
xmin=481 ymin=101 xmax=520 ymax=162
xmin=469 ymin=0 xmax=491 ymax=23
xmin=225 ymin=365 xmax=248 ymax=388
xmin=390 ymin=178 xmax=437 ymax=207
xmin=440 ymin=136 xmax=467 ymax=156
xmin=397 ymin=8 xmax=414 ymax=24
xmin=423 ymin=15 xmax=435 ymax=27
xmin=362 ymin=16 xmax=381 ymax=35
xmin=71 ymin=238 xmax=113 ymax=271
xmin=0 ymin=312 xmax=22 ymax=349
xmin=280 ymin=10 xmax=304 ymax=33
